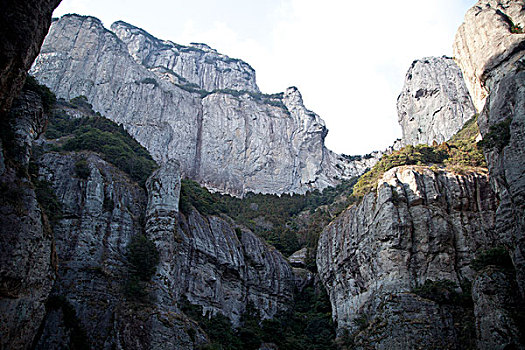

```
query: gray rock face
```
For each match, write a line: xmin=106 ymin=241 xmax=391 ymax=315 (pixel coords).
xmin=0 ymin=90 xmax=56 ymax=350
xmin=33 ymin=152 xmax=195 ymax=350
xmin=352 ymin=293 xmax=460 ymax=350
xmin=0 ymin=0 xmax=61 ymax=115
xmin=147 ymin=161 xmax=295 ymax=325
xmin=317 ymin=166 xmax=497 ymax=343
xmin=455 ymin=0 xmax=525 ymax=296
xmin=30 ymin=14 xmax=374 ymax=196
xmin=31 ymin=153 xmax=295 ymax=348
xmin=453 ymin=0 xmax=525 ymax=111
xmin=472 ymin=267 xmax=524 ymax=349
xmin=111 ymin=21 xmax=260 ymax=93
xmin=397 ymin=56 xmax=476 ymax=146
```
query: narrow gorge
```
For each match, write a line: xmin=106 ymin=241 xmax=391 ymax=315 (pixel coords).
xmin=1 ymin=0 xmax=524 ymax=349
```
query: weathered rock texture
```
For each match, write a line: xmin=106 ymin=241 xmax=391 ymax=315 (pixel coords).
xmin=146 ymin=160 xmax=295 ymax=326
xmin=453 ymin=0 xmax=525 ymax=111
xmin=29 ymin=151 xmax=294 ymax=348
xmin=0 ymin=0 xmax=61 ymax=115
xmin=0 ymin=90 xmax=56 ymax=350
xmin=455 ymin=0 xmax=525 ymax=296
xmin=30 ymin=14 xmax=375 ymax=196
xmin=0 ymin=3 xmax=61 ymax=348
xmin=111 ymin=21 xmax=260 ymax=93
xmin=317 ymin=166 xmax=498 ymax=347
xmin=472 ymin=267 xmax=525 ymax=349
xmin=397 ymin=56 xmax=476 ymax=146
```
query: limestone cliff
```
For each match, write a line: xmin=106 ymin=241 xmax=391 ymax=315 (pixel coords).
xmin=0 ymin=90 xmax=56 ymax=350
xmin=0 ymin=2 xmax=61 ymax=348
xmin=0 ymin=0 xmax=61 ymax=115
xmin=317 ymin=166 xmax=498 ymax=348
xmin=453 ymin=0 xmax=525 ymax=112
xmin=454 ymin=0 xmax=525 ymax=296
xmin=397 ymin=56 xmax=476 ymax=146
xmin=30 ymin=14 xmax=374 ymax=196
xmin=111 ymin=21 xmax=260 ymax=93
xmin=29 ymin=148 xmax=294 ymax=348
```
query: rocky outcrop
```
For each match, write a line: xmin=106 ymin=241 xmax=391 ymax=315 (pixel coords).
xmin=0 ymin=0 xmax=61 ymax=115
xmin=453 ymin=0 xmax=525 ymax=111
xmin=31 ymin=14 xmax=374 ymax=196
xmin=454 ymin=0 xmax=525 ymax=296
xmin=317 ymin=165 xmax=498 ymax=346
xmin=397 ymin=56 xmax=476 ymax=146
xmin=28 ymin=152 xmax=295 ymax=348
xmin=0 ymin=90 xmax=56 ymax=350
xmin=32 ymin=152 xmax=204 ymax=350
xmin=111 ymin=21 xmax=259 ymax=93
xmin=147 ymin=161 xmax=295 ymax=326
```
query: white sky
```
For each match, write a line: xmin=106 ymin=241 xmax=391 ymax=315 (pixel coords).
xmin=53 ymin=0 xmax=476 ymax=155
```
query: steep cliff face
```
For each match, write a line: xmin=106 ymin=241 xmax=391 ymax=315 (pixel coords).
xmin=146 ymin=160 xmax=295 ymax=326
xmin=29 ymin=149 xmax=295 ymax=348
xmin=30 ymin=14 xmax=373 ymax=196
xmin=111 ymin=21 xmax=259 ymax=93
xmin=0 ymin=90 xmax=56 ymax=350
xmin=453 ymin=0 xmax=525 ymax=111
xmin=397 ymin=56 xmax=476 ymax=146
xmin=0 ymin=0 xmax=61 ymax=115
xmin=454 ymin=0 xmax=525 ymax=295
xmin=317 ymin=166 xmax=499 ymax=347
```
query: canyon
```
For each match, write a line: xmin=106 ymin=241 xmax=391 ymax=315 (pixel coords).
xmin=0 ymin=0 xmax=524 ymax=349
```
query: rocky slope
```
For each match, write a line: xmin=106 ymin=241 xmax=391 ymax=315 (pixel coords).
xmin=397 ymin=56 xmax=476 ymax=146
xmin=30 ymin=14 xmax=375 ymax=196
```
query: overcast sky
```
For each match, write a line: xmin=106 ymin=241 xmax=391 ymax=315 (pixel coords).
xmin=53 ymin=0 xmax=476 ymax=155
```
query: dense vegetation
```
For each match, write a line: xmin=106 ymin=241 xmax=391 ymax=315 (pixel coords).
xmin=180 ymin=177 xmax=358 ymax=259
xmin=181 ymin=286 xmax=336 ymax=350
xmin=478 ymin=118 xmax=511 ymax=152
xmin=124 ymin=233 xmax=160 ymax=300
xmin=45 ymin=96 xmax=157 ymax=186
xmin=353 ymin=115 xmax=486 ymax=197
xmin=23 ymin=75 xmax=56 ymax=112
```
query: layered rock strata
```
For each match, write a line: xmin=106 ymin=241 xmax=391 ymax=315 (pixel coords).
xmin=317 ymin=166 xmax=498 ymax=347
xmin=397 ymin=56 xmax=476 ymax=146
xmin=31 ymin=14 xmax=374 ymax=196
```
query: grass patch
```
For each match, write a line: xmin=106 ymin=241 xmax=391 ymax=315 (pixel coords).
xmin=353 ymin=115 xmax=486 ymax=197
xmin=471 ymin=246 xmax=514 ymax=272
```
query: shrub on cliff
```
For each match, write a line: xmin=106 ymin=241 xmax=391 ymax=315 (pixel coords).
xmin=45 ymin=100 xmax=157 ymax=187
xmin=124 ymin=233 xmax=159 ymax=300
xmin=353 ymin=115 xmax=486 ymax=197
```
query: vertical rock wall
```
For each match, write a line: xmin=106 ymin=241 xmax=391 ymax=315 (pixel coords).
xmin=397 ymin=56 xmax=476 ymax=146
